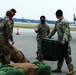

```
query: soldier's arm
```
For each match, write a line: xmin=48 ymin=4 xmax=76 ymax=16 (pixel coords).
xmin=34 ymin=25 xmax=39 ymax=33
xmin=62 ymin=22 xmax=70 ymax=41
xmin=47 ymin=26 xmax=50 ymax=35
xmin=9 ymin=20 xmax=14 ymax=41
xmin=6 ymin=20 xmax=13 ymax=41
xmin=9 ymin=31 xmax=13 ymax=41
xmin=47 ymin=25 xmax=57 ymax=38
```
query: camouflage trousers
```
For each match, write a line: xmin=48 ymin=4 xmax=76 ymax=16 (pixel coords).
xmin=0 ymin=54 xmax=10 ymax=65
xmin=0 ymin=40 xmax=11 ymax=65
xmin=36 ymin=39 xmax=44 ymax=61
xmin=57 ymin=42 xmax=73 ymax=70
xmin=37 ymin=39 xmax=42 ymax=54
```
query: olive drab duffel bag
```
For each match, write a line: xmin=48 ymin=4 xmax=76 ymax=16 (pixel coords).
xmin=32 ymin=61 xmax=51 ymax=75
xmin=0 ymin=65 xmax=25 ymax=75
xmin=10 ymin=44 xmax=29 ymax=63
xmin=9 ymin=63 xmax=38 ymax=75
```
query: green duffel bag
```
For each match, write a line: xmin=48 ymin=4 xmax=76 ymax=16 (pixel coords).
xmin=0 ymin=65 xmax=25 ymax=75
xmin=32 ymin=61 xmax=51 ymax=75
xmin=0 ymin=71 xmax=6 ymax=75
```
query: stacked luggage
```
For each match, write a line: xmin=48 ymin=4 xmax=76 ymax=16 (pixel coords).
xmin=0 ymin=62 xmax=51 ymax=75
xmin=9 ymin=63 xmax=38 ymax=75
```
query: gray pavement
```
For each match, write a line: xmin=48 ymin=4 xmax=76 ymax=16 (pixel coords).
xmin=12 ymin=28 xmax=76 ymax=75
xmin=2 ymin=28 xmax=76 ymax=75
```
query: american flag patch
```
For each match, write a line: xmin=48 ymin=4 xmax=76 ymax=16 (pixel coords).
xmin=8 ymin=22 xmax=11 ymax=24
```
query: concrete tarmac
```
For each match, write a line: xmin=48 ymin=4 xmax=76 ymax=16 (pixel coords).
xmin=13 ymin=28 xmax=76 ymax=75
xmin=1 ymin=28 xmax=76 ymax=75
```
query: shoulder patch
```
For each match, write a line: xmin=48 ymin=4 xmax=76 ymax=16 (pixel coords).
xmin=8 ymin=21 xmax=11 ymax=24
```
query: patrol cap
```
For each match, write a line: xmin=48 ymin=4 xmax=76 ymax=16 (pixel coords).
xmin=6 ymin=10 xmax=13 ymax=17
xmin=10 ymin=8 xmax=17 ymax=13
xmin=40 ymin=15 xmax=46 ymax=19
xmin=55 ymin=9 xmax=63 ymax=17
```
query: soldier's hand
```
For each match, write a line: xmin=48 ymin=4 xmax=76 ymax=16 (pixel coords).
xmin=12 ymin=41 xmax=15 ymax=45
xmin=46 ymin=36 xmax=48 ymax=38
xmin=61 ymin=40 xmax=65 ymax=45
xmin=35 ymin=28 xmax=38 ymax=33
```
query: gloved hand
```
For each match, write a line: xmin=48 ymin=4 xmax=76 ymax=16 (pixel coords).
xmin=61 ymin=40 xmax=65 ymax=45
xmin=11 ymin=41 xmax=15 ymax=45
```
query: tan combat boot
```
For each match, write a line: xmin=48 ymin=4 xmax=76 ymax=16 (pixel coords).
xmin=36 ymin=54 xmax=44 ymax=63
xmin=67 ymin=69 xmax=75 ymax=75
xmin=52 ymin=68 xmax=62 ymax=72
xmin=39 ymin=60 xmax=44 ymax=64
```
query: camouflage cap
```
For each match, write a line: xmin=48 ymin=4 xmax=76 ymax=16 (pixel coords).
xmin=6 ymin=10 xmax=13 ymax=17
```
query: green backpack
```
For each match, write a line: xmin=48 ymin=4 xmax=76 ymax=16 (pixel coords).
xmin=32 ymin=61 xmax=51 ymax=75
xmin=0 ymin=65 xmax=25 ymax=75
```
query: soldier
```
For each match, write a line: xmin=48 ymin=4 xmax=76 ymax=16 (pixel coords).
xmin=35 ymin=15 xmax=50 ymax=63
xmin=10 ymin=8 xmax=16 ymax=17
xmin=0 ymin=10 xmax=14 ymax=65
xmin=9 ymin=8 xmax=17 ymax=44
xmin=47 ymin=9 xmax=75 ymax=75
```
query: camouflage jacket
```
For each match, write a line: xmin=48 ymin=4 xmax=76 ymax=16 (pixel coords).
xmin=48 ymin=17 xmax=72 ymax=41
xmin=35 ymin=23 xmax=50 ymax=40
xmin=0 ymin=16 xmax=14 ymax=41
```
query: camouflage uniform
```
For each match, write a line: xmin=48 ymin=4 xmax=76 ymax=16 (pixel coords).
xmin=0 ymin=16 xmax=14 ymax=65
xmin=48 ymin=17 xmax=73 ymax=70
xmin=35 ymin=23 xmax=50 ymax=61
